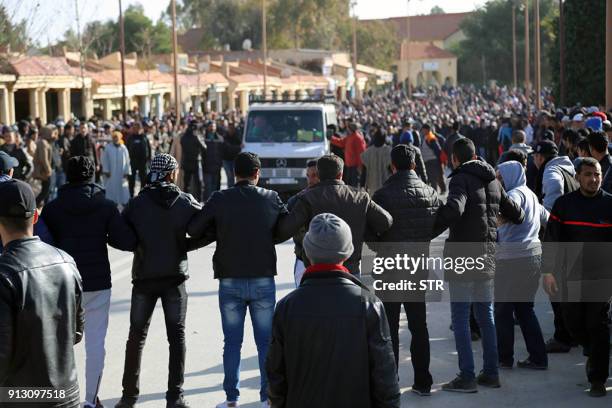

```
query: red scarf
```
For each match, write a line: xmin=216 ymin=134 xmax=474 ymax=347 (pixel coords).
xmin=304 ymin=264 xmax=349 ymax=274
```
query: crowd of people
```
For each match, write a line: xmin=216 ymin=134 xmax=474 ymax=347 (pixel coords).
xmin=0 ymin=84 xmax=611 ymax=408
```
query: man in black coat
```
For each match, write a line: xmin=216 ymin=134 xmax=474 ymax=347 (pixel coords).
xmin=70 ymin=123 xmax=97 ymax=169
xmin=266 ymin=213 xmax=400 ymax=408
xmin=180 ymin=122 xmax=207 ymax=202
xmin=0 ymin=179 xmax=84 ymax=408
xmin=371 ymin=145 xmax=443 ymax=396
xmin=203 ymin=121 xmax=224 ymax=200
xmin=443 ymin=121 xmax=465 ymax=171
xmin=433 ymin=138 xmax=524 ymax=393
xmin=277 ymin=154 xmax=393 ymax=275
xmin=42 ymin=156 xmax=137 ymax=408
xmin=126 ymin=122 xmax=152 ymax=198
xmin=116 ymin=154 xmax=204 ymax=408
xmin=188 ymin=152 xmax=287 ymax=407
xmin=221 ymin=122 xmax=243 ymax=188
xmin=1 ymin=126 xmax=31 ymax=180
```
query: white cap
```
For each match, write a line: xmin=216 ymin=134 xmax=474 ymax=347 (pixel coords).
xmin=572 ymin=113 xmax=584 ymax=122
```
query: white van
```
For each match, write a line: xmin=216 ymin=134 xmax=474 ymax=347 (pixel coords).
xmin=243 ymin=100 xmax=338 ymax=195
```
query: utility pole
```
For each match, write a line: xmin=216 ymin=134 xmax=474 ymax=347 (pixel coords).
xmin=171 ymin=0 xmax=180 ymax=117
xmin=524 ymin=0 xmax=530 ymax=104
xmin=262 ymin=0 xmax=268 ymax=99
xmin=559 ymin=0 xmax=565 ymax=106
xmin=512 ymin=1 xmax=517 ymax=89
xmin=534 ymin=0 xmax=542 ymax=110
xmin=606 ymin=0 xmax=612 ymax=109
xmin=74 ymin=0 xmax=87 ymax=118
xmin=119 ymin=0 xmax=127 ymax=121
xmin=351 ymin=1 xmax=359 ymax=100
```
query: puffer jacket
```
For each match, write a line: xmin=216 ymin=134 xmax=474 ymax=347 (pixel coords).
xmin=276 ymin=179 xmax=393 ymax=274
xmin=122 ymin=182 xmax=204 ymax=285
xmin=433 ymin=159 xmax=525 ymax=281
xmin=42 ymin=183 xmax=137 ymax=292
xmin=0 ymin=237 xmax=83 ymax=408
xmin=266 ymin=266 xmax=400 ymax=408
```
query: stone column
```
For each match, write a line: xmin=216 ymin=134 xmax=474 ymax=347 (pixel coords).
xmin=103 ymin=98 xmax=113 ymax=120
xmin=139 ymin=95 xmax=151 ymax=118
xmin=216 ymin=91 xmax=223 ymax=112
xmin=29 ymin=88 xmax=40 ymax=119
xmin=58 ymin=88 xmax=71 ymax=120
xmin=38 ymin=88 xmax=47 ymax=124
xmin=155 ymin=94 xmax=163 ymax=118
xmin=8 ymin=87 xmax=15 ymax=124
xmin=228 ymin=90 xmax=236 ymax=111
xmin=0 ymin=88 xmax=10 ymax=125
xmin=239 ymin=90 xmax=249 ymax=113
xmin=83 ymin=88 xmax=94 ymax=119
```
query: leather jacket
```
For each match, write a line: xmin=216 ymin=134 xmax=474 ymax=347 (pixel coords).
xmin=0 ymin=237 xmax=84 ymax=408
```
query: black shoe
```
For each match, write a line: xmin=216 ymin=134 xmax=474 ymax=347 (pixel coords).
xmin=411 ymin=386 xmax=431 ymax=396
xmin=166 ymin=396 xmax=190 ymax=408
xmin=114 ymin=399 xmax=135 ymax=408
xmin=545 ymin=338 xmax=571 ymax=353
xmin=517 ymin=359 xmax=547 ymax=370
xmin=477 ymin=371 xmax=501 ymax=388
xmin=499 ymin=361 xmax=513 ymax=369
xmin=442 ymin=375 xmax=477 ymax=393
xmin=589 ymin=383 xmax=607 ymax=398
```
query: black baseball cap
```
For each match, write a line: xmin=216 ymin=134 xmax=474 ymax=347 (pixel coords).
xmin=0 ymin=151 xmax=19 ymax=172
xmin=0 ymin=179 xmax=36 ymax=218
xmin=534 ymin=140 xmax=558 ymax=156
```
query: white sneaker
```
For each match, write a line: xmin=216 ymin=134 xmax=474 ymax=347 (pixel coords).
xmin=215 ymin=402 xmax=239 ymax=408
xmin=261 ymin=401 xmax=270 ymax=408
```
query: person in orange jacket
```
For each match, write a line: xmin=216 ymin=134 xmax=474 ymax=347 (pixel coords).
xmin=330 ymin=122 xmax=367 ymax=187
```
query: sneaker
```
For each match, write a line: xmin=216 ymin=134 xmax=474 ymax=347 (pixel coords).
xmin=442 ymin=375 xmax=477 ymax=393
xmin=167 ymin=396 xmax=190 ymax=408
xmin=517 ymin=358 xmax=547 ymax=370
xmin=589 ymin=383 xmax=607 ymax=398
xmin=477 ymin=371 xmax=501 ymax=388
xmin=114 ymin=399 xmax=135 ymax=408
xmin=216 ymin=402 xmax=239 ymax=408
xmin=499 ymin=361 xmax=513 ymax=369
xmin=84 ymin=398 xmax=105 ymax=408
xmin=545 ymin=338 xmax=571 ymax=353
xmin=411 ymin=386 xmax=431 ymax=396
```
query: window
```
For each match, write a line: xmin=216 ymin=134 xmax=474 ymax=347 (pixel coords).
xmin=245 ymin=110 xmax=324 ymax=143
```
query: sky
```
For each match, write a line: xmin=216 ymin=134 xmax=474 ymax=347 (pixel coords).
xmin=5 ymin=0 xmax=487 ymax=46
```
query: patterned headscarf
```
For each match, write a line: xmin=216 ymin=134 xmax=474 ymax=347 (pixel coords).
xmin=148 ymin=153 xmax=178 ymax=183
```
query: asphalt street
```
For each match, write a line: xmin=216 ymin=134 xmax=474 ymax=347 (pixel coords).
xmin=73 ymin=238 xmax=612 ymax=408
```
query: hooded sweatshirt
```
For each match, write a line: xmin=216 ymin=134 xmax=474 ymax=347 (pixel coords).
xmin=541 ymin=155 xmax=576 ymax=211
xmin=496 ymin=161 xmax=549 ymax=260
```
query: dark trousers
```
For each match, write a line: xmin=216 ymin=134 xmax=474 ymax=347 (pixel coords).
xmin=36 ymin=176 xmax=52 ymax=206
xmin=552 ymin=301 xmax=573 ymax=345
xmin=343 ymin=166 xmax=360 ymax=188
xmin=203 ymin=171 xmax=221 ymax=201
xmin=383 ymin=299 xmax=433 ymax=389
xmin=121 ymin=282 xmax=188 ymax=402
xmin=183 ymin=168 xmax=202 ymax=202
xmin=128 ymin=165 xmax=148 ymax=198
xmin=425 ymin=159 xmax=445 ymax=194
xmin=495 ymin=256 xmax=547 ymax=366
xmin=563 ymin=302 xmax=610 ymax=384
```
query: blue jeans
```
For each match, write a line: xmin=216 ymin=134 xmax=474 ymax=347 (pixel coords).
xmin=223 ymin=160 xmax=235 ymax=188
xmin=449 ymin=280 xmax=498 ymax=380
xmin=219 ymin=277 xmax=276 ymax=402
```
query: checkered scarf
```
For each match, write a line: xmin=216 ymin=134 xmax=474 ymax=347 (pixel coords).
xmin=149 ymin=153 xmax=178 ymax=183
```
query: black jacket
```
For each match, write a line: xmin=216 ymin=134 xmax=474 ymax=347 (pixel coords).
xmin=266 ymin=268 xmax=400 ymax=408
xmin=543 ymin=189 xmax=612 ymax=285
xmin=276 ymin=179 xmax=393 ymax=274
xmin=203 ymin=132 xmax=225 ymax=173
xmin=69 ymin=133 xmax=97 ymax=165
xmin=0 ymin=237 xmax=83 ymax=408
xmin=180 ymin=128 xmax=207 ymax=171
xmin=123 ymin=182 xmax=203 ymax=285
xmin=42 ymin=183 xmax=137 ymax=292
xmin=0 ymin=144 xmax=31 ymax=180
xmin=126 ymin=133 xmax=152 ymax=168
xmin=222 ymin=131 xmax=242 ymax=161
xmin=188 ymin=181 xmax=287 ymax=279
xmin=433 ymin=160 xmax=524 ymax=281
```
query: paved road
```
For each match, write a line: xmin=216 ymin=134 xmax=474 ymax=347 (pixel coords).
xmin=75 ymin=241 xmax=611 ymax=407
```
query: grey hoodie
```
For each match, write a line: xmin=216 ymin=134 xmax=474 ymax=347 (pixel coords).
xmin=542 ymin=155 xmax=575 ymax=211
xmin=497 ymin=161 xmax=549 ymax=260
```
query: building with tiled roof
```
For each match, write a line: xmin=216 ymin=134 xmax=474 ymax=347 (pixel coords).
xmin=362 ymin=12 xmax=473 ymax=87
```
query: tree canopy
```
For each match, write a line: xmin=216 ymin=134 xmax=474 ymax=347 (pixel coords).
xmin=0 ymin=5 xmax=28 ymax=53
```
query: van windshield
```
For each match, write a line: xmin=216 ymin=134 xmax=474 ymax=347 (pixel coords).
xmin=245 ymin=110 xmax=324 ymax=143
